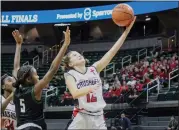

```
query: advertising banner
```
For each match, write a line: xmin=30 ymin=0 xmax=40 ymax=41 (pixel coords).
xmin=1 ymin=1 xmax=178 ymax=24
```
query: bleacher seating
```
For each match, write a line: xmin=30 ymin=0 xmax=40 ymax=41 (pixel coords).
xmin=132 ymin=116 xmax=178 ymax=130
xmin=45 ymin=116 xmax=178 ymax=130
xmin=157 ymin=91 xmax=178 ymax=101
xmin=45 ymin=119 xmax=71 ymax=130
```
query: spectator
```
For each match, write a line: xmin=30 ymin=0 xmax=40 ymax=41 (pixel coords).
xmin=103 ymin=79 xmax=109 ymax=91
xmin=111 ymin=86 xmax=118 ymax=97
xmin=148 ymin=69 xmax=154 ymax=80
xmin=114 ymin=75 xmax=121 ymax=87
xmin=112 ymin=75 xmax=121 ymax=94
xmin=152 ymin=67 xmax=158 ymax=78
xmin=142 ymin=65 xmax=149 ymax=75
xmin=133 ymin=67 xmax=142 ymax=79
xmin=120 ymin=81 xmax=129 ymax=94
xmin=114 ymin=113 xmax=132 ymax=130
xmin=128 ymin=86 xmax=138 ymax=99
xmin=117 ymin=81 xmax=128 ymax=103
xmin=138 ymin=67 xmax=144 ymax=78
xmin=170 ymin=59 xmax=177 ymax=71
xmin=103 ymin=90 xmax=112 ymax=99
xmin=115 ymin=86 xmax=122 ymax=97
xmin=143 ymin=73 xmax=151 ymax=84
xmin=150 ymin=48 xmax=159 ymax=58
xmin=61 ymin=91 xmax=73 ymax=106
xmin=103 ymin=87 xmax=113 ymax=103
xmin=135 ymin=80 xmax=144 ymax=92
xmin=128 ymin=86 xmax=139 ymax=106
xmin=168 ymin=116 xmax=178 ymax=130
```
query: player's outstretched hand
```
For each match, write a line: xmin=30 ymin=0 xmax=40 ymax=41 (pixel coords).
xmin=63 ymin=26 xmax=71 ymax=46
xmin=12 ymin=30 xmax=23 ymax=45
xmin=126 ymin=16 xmax=136 ymax=32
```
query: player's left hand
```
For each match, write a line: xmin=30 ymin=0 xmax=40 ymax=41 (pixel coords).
xmin=63 ymin=26 xmax=71 ymax=46
xmin=126 ymin=16 xmax=136 ymax=32
xmin=12 ymin=30 xmax=23 ymax=45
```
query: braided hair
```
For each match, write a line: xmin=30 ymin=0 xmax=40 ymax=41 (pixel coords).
xmin=13 ymin=65 xmax=34 ymax=89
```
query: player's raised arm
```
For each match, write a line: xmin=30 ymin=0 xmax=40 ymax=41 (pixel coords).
xmin=2 ymin=30 xmax=22 ymax=112
xmin=12 ymin=30 xmax=23 ymax=78
xmin=34 ymin=26 xmax=70 ymax=99
xmin=64 ymin=73 xmax=100 ymax=99
xmin=93 ymin=17 xmax=136 ymax=73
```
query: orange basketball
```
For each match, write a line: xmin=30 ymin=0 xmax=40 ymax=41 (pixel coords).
xmin=112 ymin=4 xmax=134 ymax=27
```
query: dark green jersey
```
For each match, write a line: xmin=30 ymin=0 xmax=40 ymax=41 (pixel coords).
xmin=14 ymin=86 xmax=47 ymax=130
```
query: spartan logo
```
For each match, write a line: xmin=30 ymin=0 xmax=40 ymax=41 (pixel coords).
xmin=84 ymin=8 xmax=91 ymax=20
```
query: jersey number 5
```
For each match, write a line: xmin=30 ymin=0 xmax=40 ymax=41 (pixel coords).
xmin=20 ymin=99 xmax=25 ymax=113
xmin=87 ymin=93 xmax=97 ymax=103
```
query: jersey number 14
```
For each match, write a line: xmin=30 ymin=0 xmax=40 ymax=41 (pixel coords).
xmin=87 ymin=93 xmax=97 ymax=103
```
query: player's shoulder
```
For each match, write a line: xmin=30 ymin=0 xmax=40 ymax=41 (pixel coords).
xmin=64 ymin=69 xmax=75 ymax=77
xmin=64 ymin=69 xmax=78 ymax=77
xmin=66 ymin=69 xmax=74 ymax=73
xmin=64 ymin=69 xmax=72 ymax=76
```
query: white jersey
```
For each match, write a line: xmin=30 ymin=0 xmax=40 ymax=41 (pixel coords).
xmin=1 ymin=95 xmax=16 ymax=129
xmin=66 ymin=66 xmax=106 ymax=115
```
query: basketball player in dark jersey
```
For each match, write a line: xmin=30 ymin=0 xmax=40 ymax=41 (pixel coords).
xmin=13 ymin=27 xmax=71 ymax=130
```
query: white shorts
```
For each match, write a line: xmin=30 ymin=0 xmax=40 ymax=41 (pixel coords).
xmin=68 ymin=112 xmax=107 ymax=129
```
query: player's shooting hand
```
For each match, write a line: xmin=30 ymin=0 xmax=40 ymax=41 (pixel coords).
xmin=125 ymin=16 xmax=136 ymax=32
xmin=12 ymin=30 xmax=23 ymax=45
xmin=63 ymin=26 xmax=71 ymax=46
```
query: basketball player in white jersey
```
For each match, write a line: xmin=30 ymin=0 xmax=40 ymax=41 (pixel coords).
xmin=63 ymin=17 xmax=136 ymax=129
xmin=1 ymin=30 xmax=23 ymax=129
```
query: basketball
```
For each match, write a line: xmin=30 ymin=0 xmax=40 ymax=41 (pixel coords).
xmin=112 ymin=4 xmax=134 ymax=27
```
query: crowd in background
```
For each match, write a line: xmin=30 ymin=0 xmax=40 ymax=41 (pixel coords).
xmin=46 ymin=49 xmax=178 ymax=107
xmin=102 ymin=51 xmax=178 ymax=104
xmin=168 ymin=116 xmax=178 ymax=130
